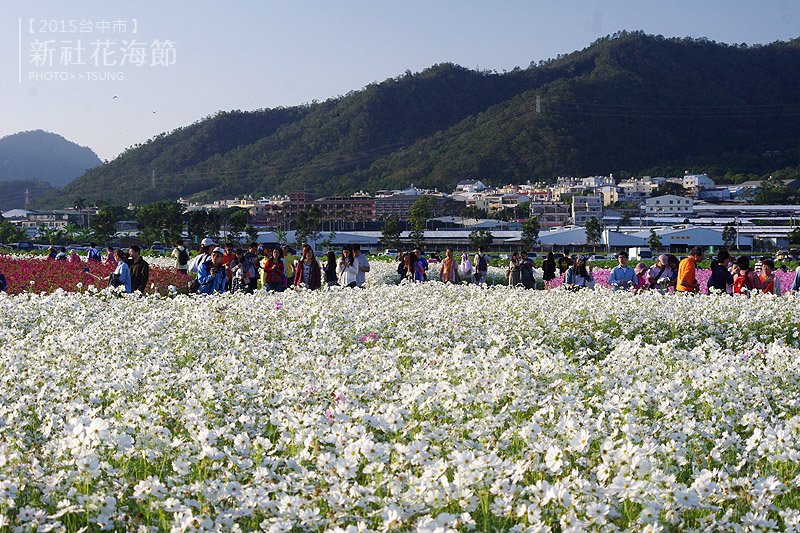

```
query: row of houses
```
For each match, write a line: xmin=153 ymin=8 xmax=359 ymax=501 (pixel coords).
xmin=254 ymin=224 xmax=756 ymax=254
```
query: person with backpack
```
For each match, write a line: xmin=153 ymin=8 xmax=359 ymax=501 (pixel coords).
xmin=473 ymin=246 xmax=490 ymax=285
xmin=647 ymin=255 xmax=673 ymax=293
xmin=171 ymin=240 xmax=189 ymax=274
xmin=87 ymin=242 xmax=102 ymax=263
xmin=128 ymin=245 xmax=150 ymax=293
xmin=197 ymin=247 xmax=227 ymax=294
xmin=188 ymin=245 xmax=210 ymax=275
xmin=459 ymin=252 xmax=473 ymax=283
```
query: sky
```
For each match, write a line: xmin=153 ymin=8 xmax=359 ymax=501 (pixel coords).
xmin=1 ymin=1 xmax=798 ymax=161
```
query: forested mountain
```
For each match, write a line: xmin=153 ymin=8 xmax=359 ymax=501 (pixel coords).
xmin=42 ymin=32 xmax=800 ymax=206
xmin=0 ymin=130 xmax=101 ymax=188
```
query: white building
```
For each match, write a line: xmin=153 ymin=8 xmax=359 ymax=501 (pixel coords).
xmin=571 ymin=195 xmax=603 ymax=225
xmin=643 ymin=195 xmax=694 ymax=217
xmin=630 ymin=225 xmax=753 ymax=250
xmin=682 ymin=173 xmax=715 ymax=191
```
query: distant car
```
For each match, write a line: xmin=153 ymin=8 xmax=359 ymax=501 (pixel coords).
xmin=384 ymin=249 xmax=399 ymax=257
xmin=149 ymin=245 xmax=168 ymax=255
xmin=589 ymin=254 xmax=607 ymax=261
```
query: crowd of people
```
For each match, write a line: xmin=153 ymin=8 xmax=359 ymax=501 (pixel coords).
xmin=24 ymin=239 xmax=800 ymax=297
xmin=170 ymin=239 xmax=371 ymax=294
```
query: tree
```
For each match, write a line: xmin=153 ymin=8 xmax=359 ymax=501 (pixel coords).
xmin=245 ymin=225 xmax=258 ymax=243
xmin=225 ymin=208 xmax=249 ymax=240
xmin=722 ymin=223 xmax=737 ymax=249
xmin=469 ymin=229 xmax=493 ymax=250
xmin=91 ymin=204 xmax=127 ymax=244
xmin=135 ymin=201 xmax=183 ymax=245
xmin=380 ymin=216 xmax=401 ymax=250
xmin=460 ymin=206 xmax=488 ymax=220
xmin=653 ymin=182 xmax=685 ymax=197
xmin=520 ymin=217 xmax=540 ymax=250
xmin=409 ymin=197 xmax=435 ymax=248
xmin=585 ymin=217 xmax=604 ymax=249
xmin=295 ymin=206 xmax=322 ymax=248
xmin=789 ymin=227 xmax=800 ymax=246
xmin=0 ymin=221 xmax=24 ymax=243
xmin=647 ymin=228 xmax=662 ymax=252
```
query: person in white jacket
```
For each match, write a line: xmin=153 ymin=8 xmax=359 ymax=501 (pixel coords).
xmin=336 ymin=246 xmax=359 ymax=288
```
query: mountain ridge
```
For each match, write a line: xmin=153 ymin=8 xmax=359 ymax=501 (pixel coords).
xmin=39 ymin=32 xmax=800 ymax=207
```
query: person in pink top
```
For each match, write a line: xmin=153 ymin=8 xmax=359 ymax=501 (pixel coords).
xmin=105 ymin=246 xmax=118 ymax=267
xmin=634 ymin=262 xmax=649 ymax=291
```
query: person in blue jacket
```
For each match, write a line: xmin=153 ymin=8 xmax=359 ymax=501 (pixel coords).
xmin=197 ymin=247 xmax=227 ymax=294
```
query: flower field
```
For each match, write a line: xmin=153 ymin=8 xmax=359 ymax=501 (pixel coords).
xmin=2 ymin=262 xmax=800 ymax=531
xmin=0 ymin=255 xmax=191 ymax=295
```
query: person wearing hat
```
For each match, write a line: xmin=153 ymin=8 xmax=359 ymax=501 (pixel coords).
xmin=647 ymin=254 xmax=674 ymax=292
xmin=197 ymin=247 xmax=227 ymax=294
xmin=609 ymin=251 xmax=638 ymax=291
xmin=633 ymin=262 xmax=649 ymax=291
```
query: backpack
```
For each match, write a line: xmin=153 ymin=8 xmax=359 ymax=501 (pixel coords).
xmin=191 ymin=260 xmax=215 ymax=293
xmin=177 ymin=248 xmax=189 ymax=265
xmin=88 ymin=248 xmax=101 ymax=262
xmin=108 ymin=273 xmax=121 ymax=288
xmin=477 ymin=254 xmax=488 ymax=272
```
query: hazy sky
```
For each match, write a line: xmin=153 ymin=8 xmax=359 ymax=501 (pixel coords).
xmin=2 ymin=1 xmax=798 ymax=161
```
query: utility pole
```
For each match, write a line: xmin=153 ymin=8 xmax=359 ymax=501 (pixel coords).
xmin=151 ymin=170 xmax=156 ymax=189
xmin=535 ymin=95 xmax=541 ymax=114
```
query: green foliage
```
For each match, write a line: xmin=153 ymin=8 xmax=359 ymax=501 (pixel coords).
xmin=585 ymin=217 xmax=604 ymax=247
xmin=380 ymin=217 xmax=401 ymax=249
xmin=520 ymin=217 xmax=540 ymax=250
xmin=224 ymin=208 xmax=249 ymax=238
xmin=647 ymin=229 xmax=662 ymax=252
xmin=460 ymin=206 xmax=488 ymax=219
xmin=409 ymin=197 xmax=435 ymax=247
xmin=135 ymin=201 xmax=183 ymax=245
xmin=653 ymin=182 xmax=686 ymax=197
xmin=91 ymin=204 xmax=127 ymax=244
xmin=754 ymin=176 xmax=799 ymax=204
xmin=0 ymin=221 xmax=24 ymax=243
xmin=295 ymin=206 xmax=322 ymax=247
xmin=469 ymin=229 xmax=493 ymax=249
xmin=722 ymin=223 xmax=737 ymax=248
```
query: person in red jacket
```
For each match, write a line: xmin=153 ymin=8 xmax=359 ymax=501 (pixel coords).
xmin=293 ymin=246 xmax=322 ymax=290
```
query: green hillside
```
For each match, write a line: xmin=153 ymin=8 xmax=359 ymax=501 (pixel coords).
xmin=41 ymin=32 xmax=800 ymax=207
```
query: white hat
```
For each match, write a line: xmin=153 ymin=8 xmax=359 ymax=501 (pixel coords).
xmin=200 ymin=238 xmax=216 ymax=246
xmin=211 ymin=247 xmax=224 ymax=255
